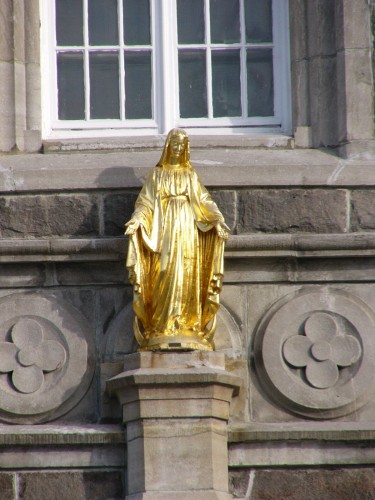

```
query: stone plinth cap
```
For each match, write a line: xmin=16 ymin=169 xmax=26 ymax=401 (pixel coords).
xmin=106 ymin=351 xmax=241 ymax=397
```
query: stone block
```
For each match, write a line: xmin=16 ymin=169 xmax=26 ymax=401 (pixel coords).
xmin=337 ymin=49 xmax=373 ymax=142
xmin=127 ymin=418 xmax=229 ymax=493
xmin=0 ymin=1 xmax=13 ymax=60
xmin=104 ymin=192 xmax=139 ymax=236
xmin=309 ymin=56 xmax=338 ymax=147
xmin=237 ymin=189 xmax=348 ymax=234
xmin=0 ymin=472 xmax=15 ymax=500
xmin=55 ymin=262 xmax=126 ymax=285
xmin=249 ymin=468 xmax=375 ymax=500
xmin=18 ymin=471 xmax=123 ymax=500
xmin=291 ymin=59 xmax=310 ymax=127
xmin=211 ymin=190 xmax=237 ymax=232
xmin=229 ymin=469 xmax=251 ymax=499
xmin=289 ymin=0 xmax=308 ymax=62
xmin=0 ymin=62 xmax=15 ymax=152
xmin=0 ymin=264 xmax=46 ymax=288
xmin=307 ymin=0 xmax=336 ymax=58
xmin=351 ymin=190 xmax=375 ymax=231
xmin=0 ymin=195 xmax=99 ymax=238
xmin=335 ymin=0 xmax=372 ymax=50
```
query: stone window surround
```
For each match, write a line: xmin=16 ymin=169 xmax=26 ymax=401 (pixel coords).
xmin=0 ymin=0 xmax=373 ymax=158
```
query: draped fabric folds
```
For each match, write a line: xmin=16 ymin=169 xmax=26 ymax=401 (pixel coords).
xmin=126 ymin=130 xmax=226 ymax=351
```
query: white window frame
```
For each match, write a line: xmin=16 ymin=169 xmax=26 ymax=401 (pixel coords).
xmin=40 ymin=0 xmax=291 ymax=139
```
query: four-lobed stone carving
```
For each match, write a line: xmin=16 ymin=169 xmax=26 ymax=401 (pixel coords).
xmin=283 ymin=312 xmax=361 ymax=389
xmin=0 ymin=318 xmax=67 ymax=394
xmin=0 ymin=293 xmax=95 ymax=423
xmin=254 ymin=289 xmax=375 ymax=419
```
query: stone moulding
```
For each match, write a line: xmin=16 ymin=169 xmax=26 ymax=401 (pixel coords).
xmin=0 ymin=233 xmax=374 ymax=263
xmin=253 ymin=288 xmax=375 ymax=419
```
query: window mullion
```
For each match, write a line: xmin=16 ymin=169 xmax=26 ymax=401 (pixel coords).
xmin=239 ymin=0 xmax=248 ymax=118
xmin=83 ymin=0 xmax=90 ymax=120
xmin=158 ymin=0 xmax=178 ymax=133
xmin=205 ymin=0 xmax=213 ymax=119
xmin=118 ymin=0 xmax=125 ymax=120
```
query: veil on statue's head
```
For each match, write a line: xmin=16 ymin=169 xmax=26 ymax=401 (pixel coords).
xmin=157 ymin=128 xmax=191 ymax=168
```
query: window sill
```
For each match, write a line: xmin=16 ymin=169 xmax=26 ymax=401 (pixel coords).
xmin=42 ymin=134 xmax=294 ymax=154
xmin=1 ymin=148 xmax=375 ymax=192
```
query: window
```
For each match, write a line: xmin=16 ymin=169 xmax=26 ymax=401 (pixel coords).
xmin=41 ymin=0 xmax=291 ymax=138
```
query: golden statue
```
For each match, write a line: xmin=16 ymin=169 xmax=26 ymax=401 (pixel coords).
xmin=125 ymin=128 xmax=228 ymax=351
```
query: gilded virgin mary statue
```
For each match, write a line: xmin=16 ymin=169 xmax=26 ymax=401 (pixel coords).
xmin=125 ymin=128 xmax=229 ymax=351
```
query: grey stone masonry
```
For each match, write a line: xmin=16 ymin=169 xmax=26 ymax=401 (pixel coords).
xmin=237 ymin=189 xmax=348 ymax=234
xmin=0 ymin=150 xmax=374 ymax=238
xmin=229 ymin=468 xmax=375 ymax=500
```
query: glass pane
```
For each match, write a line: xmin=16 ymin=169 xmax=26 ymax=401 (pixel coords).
xmin=212 ymin=50 xmax=241 ymax=117
xmin=125 ymin=51 xmax=152 ymax=119
xmin=56 ymin=0 xmax=83 ymax=46
xmin=245 ymin=0 xmax=272 ymax=43
xmin=89 ymin=0 xmax=118 ymax=45
xmin=247 ymin=49 xmax=274 ymax=116
xmin=210 ymin=0 xmax=240 ymax=44
xmin=57 ymin=52 xmax=85 ymax=119
xmin=123 ymin=0 xmax=150 ymax=45
xmin=90 ymin=52 xmax=120 ymax=118
xmin=178 ymin=50 xmax=207 ymax=118
xmin=177 ymin=0 xmax=205 ymax=44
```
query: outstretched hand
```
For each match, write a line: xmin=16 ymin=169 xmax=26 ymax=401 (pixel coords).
xmin=215 ymin=222 xmax=229 ymax=240
xmin=125 ymin=219 xmax=140 ymax=235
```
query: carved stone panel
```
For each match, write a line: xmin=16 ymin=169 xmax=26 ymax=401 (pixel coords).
xmin=254 ymin=288 xmax=375 ymax=419
xmin=0 ymin=293 xmax=95 ymax=423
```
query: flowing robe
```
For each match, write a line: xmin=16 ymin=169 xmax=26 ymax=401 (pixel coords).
xmin=127 ymin=164 xmax=225 ymax=345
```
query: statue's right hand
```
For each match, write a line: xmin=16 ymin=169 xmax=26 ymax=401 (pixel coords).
xmin=125 ymin=219 xmax=140 ymax=235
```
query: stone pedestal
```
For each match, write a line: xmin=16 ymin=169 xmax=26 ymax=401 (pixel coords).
xmin=107 ymin=351 xmax=241 ymax=500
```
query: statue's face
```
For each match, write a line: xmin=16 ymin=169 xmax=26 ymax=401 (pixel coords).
xmin=169 ymin=134 xmax=185 ymax=160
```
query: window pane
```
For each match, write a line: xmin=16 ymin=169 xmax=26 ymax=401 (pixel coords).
xmin=125 ymin=51 xmax=152 ymax=119
xmin=245 ymin=0 xmax=272 ymax=43
xmin=178 ymin=50 xmax=207 ymax=118
xmin=90 ymin=52 xmax=120 ymax=118
xmin=177 ymin=0 xmax=205 ymax=44
xmin=212 ymin=50 xmax=241 ymax=117
xmin=56 ymin=0 xmax=83 ymax=46
xmin=210 ymin=0 xmax=240 ymax=44
xmin=89 ymin=0 xmax=118 ymax=45
xmin=123 ymin=0 xmax=150 ymax=45
xmin=57 ymin=52 xmax=85 ymax=119
xmin=247 ymin=49 xmax=274 ymax=116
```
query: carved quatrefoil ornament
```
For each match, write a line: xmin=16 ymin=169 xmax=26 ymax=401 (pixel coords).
xmin=0 ymin=293 xmax=95 ymax=423
xmin=254 ymin=289 xmax=375 ymax=419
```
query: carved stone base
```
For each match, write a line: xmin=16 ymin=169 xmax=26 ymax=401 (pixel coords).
xmin=138 ymin=332 xmax=213 ymax=351
xmin=106 ymin=351 xmax=240 ymax=499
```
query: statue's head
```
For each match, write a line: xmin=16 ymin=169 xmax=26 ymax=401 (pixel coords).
xmin=158 ymin=128 xmax=191 ymax=167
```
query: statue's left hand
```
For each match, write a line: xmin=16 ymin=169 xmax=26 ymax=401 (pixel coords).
xmin=215 ymin=222 xmax=229 ymax=240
